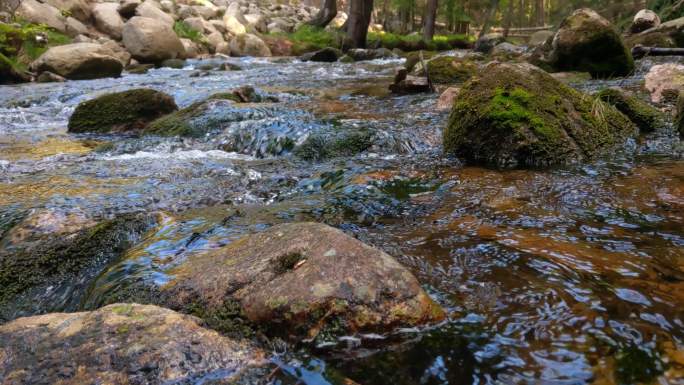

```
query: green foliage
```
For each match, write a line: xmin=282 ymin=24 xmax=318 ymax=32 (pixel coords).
xmin=272 ymin=25 xmax=342 ymax=54
xmin=173 ymin=21 xmax=206 ymax=46
xmin=368 ymin=31 xmax=473 ymax=51
xmin=0 ymin=21 xmax=70 ymax=73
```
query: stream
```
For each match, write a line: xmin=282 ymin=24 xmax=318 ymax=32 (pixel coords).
xmin=1 ymin=54 xmax=683 ymax=384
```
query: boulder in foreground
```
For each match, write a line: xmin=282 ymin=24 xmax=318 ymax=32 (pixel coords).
xmin=68 ymin=89 xmax=178 ymax=133
xmin=444 ymin=62 xmax=637 ymax=168
xmin=0 ymin=304 xmax=265 ymax=384
xmin=101 ymin=222 xmax=445 ymax=340
xmin=29 ymin=43 xmax=123 ymax=80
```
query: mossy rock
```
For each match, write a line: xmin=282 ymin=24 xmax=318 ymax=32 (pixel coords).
xmin=443 ymin=62 xmax=637 ymax=168
xmin=403 ymin=50 xmax=437 ymax=72
xmin=294 ymin=129 xmax=373 ymax=160
xmin=68 ymin=89 xmax=178 ymax=133
xmin=596 ymin=87 xmax=666 ymax=133
xmin=625 ymin=31 xmax=676 ymax=48
xmin=420 ymin=56 xmax=478 ymax=84
xmin=549 ymin=8 xmax=635 ymax=78
xmin=145 ymin=87 xmax=275 ymax=138
xmin=0 ymin=213 xmax=157 ymax=321
xmin=676 ymin=91 xmax=684 ymax=138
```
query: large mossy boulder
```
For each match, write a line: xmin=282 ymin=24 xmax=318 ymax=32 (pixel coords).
xmin=0 ymin=304 xmax=265 ymax=384
xmin=0 ymin=213 xmax=158 ymax=321
xmin=443 ymin=62 xmax=637 ymax=168
xmin=29 ymin=43 xmax=124 ymax=80
xmin=535 ymin=8 xmax=634 ymax=78
xmin=97 ymin=222 xmax=445 ymax=341
xmin=596 ymin=88 xmax=666 ymax=133
xmin=68 ymin=89 xmax=178 ymax=133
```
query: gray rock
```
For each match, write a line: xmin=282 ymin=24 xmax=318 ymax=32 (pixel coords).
xmin=122 ymin=17 xmax=185 ymax=63
xmin=30 ymin=43 xmax=123 ymax=80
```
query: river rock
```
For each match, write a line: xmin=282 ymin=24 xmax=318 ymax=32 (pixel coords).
xmin=414 ymin=56 xmax=478 ymax=84
xmin=474 ymin=33 xmax=505 ymax=54
xmin=229 ymin=33 xmax=272 ymax=57
xmin=118 ymin=0 xmax=141 ymax=18
xmin=0 ymin=304 xmax=265 ymax=384
xmin=100 ymin=222 xmax=445 ymax=340
xmin=35 ymin=70 xmax=66 ymax=83
xmin=437 ymin=87 xmax=460 ymax=111
xmin=15 ymin=0 xmax=67 ymax=34
xmin=244 ymin=13 xmax=268 ymax=33
xmin=631 ymin=9 xmax=661 ymax=34
xmin=533 ymin=8 xmax=634 ymax=78
xmin=528 ymin=30 xmax=554 ymax=47
xmin=491 ymin=42 xmax=526 ymax=58
xmin=122 ymin=17 xmax=185 ymax=63
xmin=135 ymin=0 xmax=175 ymax=27
xmin=43 ymin=0 xmax=91 ymax=22
xmin=302 ymin=47 xmax=342 ymax=62
xmin=644 ymin=63 xmax=684 ymax=103
xmin=68 ymin=88 xmax=178 ymax=133
xmin=181 ymin=38 xmax=201 ymax=58
xmin=29 ymin=43 xmax=123 ymax=80
xmin=345 ymin=48 xmax=397 ymax=61
xmin=93 ymin=2 xmax=125 ymax=40
xmin=443 ymin=62 xmax=637 ymax=168
xmin=596 ymin=87 xmax=666 ymax=133
xmin=0 ymin=213 xmax=158 ymax=321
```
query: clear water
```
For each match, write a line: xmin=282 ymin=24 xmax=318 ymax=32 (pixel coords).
xmin=1 ymin=55 xmax=683 ymax=384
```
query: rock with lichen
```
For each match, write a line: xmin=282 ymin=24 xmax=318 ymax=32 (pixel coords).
xmin=68 ymin=89 xmax=178 ymax=133
xmin=530 ymin=8 xmax=634 ymax=78
xmin=412 ymin=56 xmax=478 ymax=84
xmin=443 ymin=62 xmax=637 ymax=168
xmin=0 ymin=303 xmax=266 ymax=384
xmin=93 ymin=222 xmax=445 ymax=341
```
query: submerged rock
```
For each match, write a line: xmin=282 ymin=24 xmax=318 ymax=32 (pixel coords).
xmin=443 ymin=62 xmax=637 ymax=168
xmin=97 ymin=222 xmax=445 ymax=341
xmin=29 ymin=43 xmax=123 ymax=80
xmin=295 ymin=128 xmax=373 ymax=160
xmin=532 ymin=8 xmax=634 ymax=78
xmin=144 ymin=88 xmax=275 ymax=138
xmin=596 ymin=88 xmax=666 ymax=133
xmin=0 ymin=304 xmax=265 ymax=384
xmin=0 ymin=213 xmax=158 ymax=321
xmin=68 ymin=89 xmax=178 ymax=133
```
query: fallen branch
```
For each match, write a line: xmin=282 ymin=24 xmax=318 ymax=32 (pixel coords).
xmin=632 ymin=45 xmax=684 ymax=59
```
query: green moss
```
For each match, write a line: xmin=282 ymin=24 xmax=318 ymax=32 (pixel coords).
xmin=68 ymin=89 xmax=178 ymax=133
xmin=0 ymin=21 xmax=70 ymax=75
xmin=424 ymin=56 xmax=477 ymax=84
xmin=444 ymin=63 xmax=637 ymax=168
xmin=295 ymin=129 xmax=373 ymax=161
xmin=368 ymin=32 xmax=473 ymax=52
xmin=185 ymin=299 xmax=256 ymax=340
xmin=596 ymin=88 xmax=666 ymax=133
xmin=173 ymin=21 xmax=207 ymax=47
xmin=0 ymin=214 xmax=154 ymax=312
xmin=615 ymin=345 xmax=663 ymax=385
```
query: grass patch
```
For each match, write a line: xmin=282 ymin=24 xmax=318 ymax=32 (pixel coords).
xmin=0 ymin=20 xmax=70 ymax=73
xmin=368 ymin=31 xmax=474 ymax=51
xmin=173 ymin=21 xmax=207 ymax=46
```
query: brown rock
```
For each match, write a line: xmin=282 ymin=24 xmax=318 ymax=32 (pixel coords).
xmin=0 ymin=304 xmax=266 ymax=385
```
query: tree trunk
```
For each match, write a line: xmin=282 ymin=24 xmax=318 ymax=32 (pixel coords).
xmin=308 ymin=0 xmax=338 ymax=28
xmin=347 ymin=0 xmax=374 ymax=48
xmin=535 ymin=0 xmax=544 ymax=27
xmin=478 ymin=0 xmax=500 ymax=39
xmin=423 ymin=0 xmax=438 ymax=41
xmin=503 ymin=0 xmax=514 ymax=38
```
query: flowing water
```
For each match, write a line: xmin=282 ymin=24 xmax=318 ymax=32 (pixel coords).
xmin=0 ymin=54 xmax=683 ymax=384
